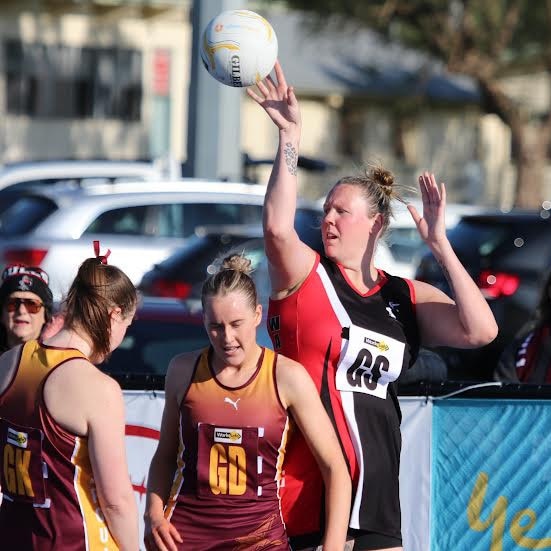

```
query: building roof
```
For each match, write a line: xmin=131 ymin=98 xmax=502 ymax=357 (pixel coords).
xmin=269 ymin=11 xmax=480 ymax=104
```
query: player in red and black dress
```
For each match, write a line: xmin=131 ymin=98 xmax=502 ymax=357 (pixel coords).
xmin=0 ymin=251 xmax=139 ymax=550
xmin=144 ymin=254 xmax=351 ymax=551
xmin=248 ymin=61 xmax=498 ymax=550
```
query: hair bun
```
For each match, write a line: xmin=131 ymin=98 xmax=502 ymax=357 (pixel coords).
xmin=221 ymin=254 xmax=253 ymax=276
xmin=372 ymin=166 xmax=395 ymax=194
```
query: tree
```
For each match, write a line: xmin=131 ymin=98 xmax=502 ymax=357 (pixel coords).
xmin=282 ymin=0 xmax=551 ymax=207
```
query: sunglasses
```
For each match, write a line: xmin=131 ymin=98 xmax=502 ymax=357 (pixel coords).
xmin=5 ymin=298 xmax=44 ymax=314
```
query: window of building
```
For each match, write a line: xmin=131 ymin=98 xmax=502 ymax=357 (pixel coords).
xmin=4 ymin=40 xmax=142 ymax=121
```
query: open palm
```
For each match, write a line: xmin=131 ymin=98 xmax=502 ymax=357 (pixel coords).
xmin=407 ymin=172 xmax=447 ymax=246
xmin=246 ymin=61 xmax=301 ymax=132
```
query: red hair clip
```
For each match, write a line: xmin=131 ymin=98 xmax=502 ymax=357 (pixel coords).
xmin=93 ymin=240 xmax=111 ymax=265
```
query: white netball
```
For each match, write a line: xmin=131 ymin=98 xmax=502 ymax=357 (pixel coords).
xmin=200 ymin=9 xmax=278 ymax=88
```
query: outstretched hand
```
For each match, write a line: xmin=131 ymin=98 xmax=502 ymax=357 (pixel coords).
xmin=407 ymin=172 xmax=447 ymax=246
xmin=246 ymin=60 xmax=301 ymax=133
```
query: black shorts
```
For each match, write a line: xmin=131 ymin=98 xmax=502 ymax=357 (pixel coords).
xmin=289 ymin=529 xmax=402 ymax=550
xmin=349 ymin=528 xmax=402 ymax=550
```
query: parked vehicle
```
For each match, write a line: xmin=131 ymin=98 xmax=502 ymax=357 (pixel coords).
xmin=99 ymin=297 xmax=271 ymax=378
xmin=318 ymin=195 xmax=485 ymax=278
xmin=415 ymin=208 xmax=551 ymax=380
xmin=0 ymin=159 xmax=168 ymax=192
xmin=0 ymin=180 xmax=321 ymax=300
xmin=139 ymin=222 xmax=323 ymax=302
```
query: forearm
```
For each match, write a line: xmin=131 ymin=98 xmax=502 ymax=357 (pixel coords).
xmin=144 ymin=451 xmax=177 ymax=522
xmin=263 ymin=128 xmax=300 ymax=239
xmin=320 ymin=462 xmax=351 ymax=551
xmin=102 ymin=493 xmax=139 ymax=551
xmin=431 ymin=238 xmax=498 ymax=344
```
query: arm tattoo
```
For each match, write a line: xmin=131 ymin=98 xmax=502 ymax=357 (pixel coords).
xmin=438 ymin=260 xmax=454 ymax=293
xmin=283 ymin=142 xmax=298 ymax=176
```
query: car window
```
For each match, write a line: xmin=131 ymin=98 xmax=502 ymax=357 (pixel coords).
xmin=102 ymin=318 xmax=208 ymax=375
xmin=179 ymin=203 xmax=263 ymax=238
xmin=294 ymin=208 xmax=322 ymax=251
xmin=448 ymin=221 xmax=508 ymax=256
xmin=385 ymin=227 xmax=424 ymax=264
xmin=84 ymin=205 xmax=149 ymax=235
xmin=0 ymin=195 xmax=58 ymax=236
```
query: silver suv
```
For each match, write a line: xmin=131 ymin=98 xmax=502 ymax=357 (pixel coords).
xmin=0 ymin=159 xmax=168 ymax=191
xmin=0 ymin=180 xmax=321 ymax=300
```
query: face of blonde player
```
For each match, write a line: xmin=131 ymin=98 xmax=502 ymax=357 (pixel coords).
xmin=203 ymin=290 xmax=262 ymax=368
xmin=322 ymin=183 xmax=380 ymax=265
xmin=2 ymin=291 xmax=46 ymax=347
xmin=108 ymin=306 xmax=136 ymax=353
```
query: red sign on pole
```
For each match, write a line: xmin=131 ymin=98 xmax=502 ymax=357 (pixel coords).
xmin=153 ymin=49 xmax=171 ymax=96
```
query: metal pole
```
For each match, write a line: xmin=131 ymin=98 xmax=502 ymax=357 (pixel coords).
xmin=185 ymin=0 xmax=244 ymax=181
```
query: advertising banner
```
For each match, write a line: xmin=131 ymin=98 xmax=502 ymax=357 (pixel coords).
xmin=122 ymin=392 xmax=431 ymax=550
xmin=431 ymin=399 xmax=551 ymax=551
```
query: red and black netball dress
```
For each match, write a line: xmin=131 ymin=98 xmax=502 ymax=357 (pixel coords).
xmin=0 ymin=340 xmax=119 ymax=550
xmin=166 ymin=346 xmax=291 ymax=550
xmin=267 ymin=254 xmax=420 ymax=541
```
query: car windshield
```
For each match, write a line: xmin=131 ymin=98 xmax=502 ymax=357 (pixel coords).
xmin=0 ymin=195 xmax=58 ymax=236
xmin=101 ymin=317 xmax=208 ymax=375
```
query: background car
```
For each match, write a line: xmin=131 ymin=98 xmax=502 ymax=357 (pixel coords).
xmin=98 ymin=297 xmax=272 ymax=380
xmin=0 ymin=159 xmax=170 ymax=191
xmin=415 ymin=208 xmax=551 ymax=380
xmin=138 ymin=221 xmax=323 ymax=302
xmin=0 ymin=180 xmax=322 ymax=300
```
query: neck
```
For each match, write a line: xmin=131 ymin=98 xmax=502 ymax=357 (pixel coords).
xmin=45 ymin=327 xmax=94 ymax=359
xmin=211 ymin=343 xmax=262 ymax=376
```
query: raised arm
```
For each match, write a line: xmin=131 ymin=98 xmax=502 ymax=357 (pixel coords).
xmin=276 ymin=356 xmax=351 ymax=550
xmin=247 ymin=61 xmax=316 ymax=295
xmin=409 ymin=172 xmax=498 ymax=348
xmin=143 ymin=355 xmax=190 ymax=551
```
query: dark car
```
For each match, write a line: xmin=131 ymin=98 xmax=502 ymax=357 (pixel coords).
xmin=139 ymin=215 xmax=323 ymax=301
xmin=415 ymin=208 xmax=551 ymax=380
xmin=99 ymin=297 xmax=273 ymax=382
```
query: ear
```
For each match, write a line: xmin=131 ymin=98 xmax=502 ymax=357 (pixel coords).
xmin=254 ymin=304 xmax=262 ymax=327
xmin=109 ymin=307 xmax=122 ymax=320
xmin=370 ymin=212 xmax=385 ymax=238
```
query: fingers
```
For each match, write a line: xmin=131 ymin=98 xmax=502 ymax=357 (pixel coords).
xmin=246 ymin=87 xmax=263 ymax=104
xmin=169 ymin=523 xmax=183 ymax=543
xmin=287 ymin=86 xmax=298 ymax=106
xmin=407 ymin=204 xmax=422 ymax=227
xmin=419 ymin=172 xmax=444 ymax=206
xmin=144 ymin=523 xmax=181 ymax=551
xmin=256 ymin=78 xmax=270 ymax=97
xmin=274 ymin=59 xmax=288 ymax=89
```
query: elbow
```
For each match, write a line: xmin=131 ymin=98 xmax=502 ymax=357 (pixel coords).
xmin=101 ymin=492 xmax=137 ymax=520
xmin=465 ymin=321 xmax=499 ymax=348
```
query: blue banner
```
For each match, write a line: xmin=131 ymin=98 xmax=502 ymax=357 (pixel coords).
xmin=431 ymin=400 xmax=551 ymax=551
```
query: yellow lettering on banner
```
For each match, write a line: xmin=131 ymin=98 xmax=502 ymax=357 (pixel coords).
xmin=15 ymin=449 xmax=34 ymax=497
xmin=510 ymin=510 xmax=551 ymax=548
xmin=467 ymin=472 xmax=551 ymax=550
xmin=228 ymin=446 xmax=246 ymax=496
xmin=467 ymin=472 xmax=507 ymax=551
xmin=210 ymin=443 xmax=228 ymax=495
xmin=3 ymin=445 xmax=16 ymax=494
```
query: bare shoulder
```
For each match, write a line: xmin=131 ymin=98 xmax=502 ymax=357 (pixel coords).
xmin=166 ymin=350 xmax=201 ymax=380
xmin=51 ymin=358 xmax=122 ymax=399
xmin=163 ymin=349 xmax=203 ymax=402
xmin=275 ymin=353 xmax=314 ymax=407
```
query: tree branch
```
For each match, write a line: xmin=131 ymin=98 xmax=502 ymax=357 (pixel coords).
xmin=491 ymin=0 xmax=523 ymax=61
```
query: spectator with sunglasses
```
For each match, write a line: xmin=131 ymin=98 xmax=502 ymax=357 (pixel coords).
xmin=0 ymin=265 xmax=54 ymax=353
